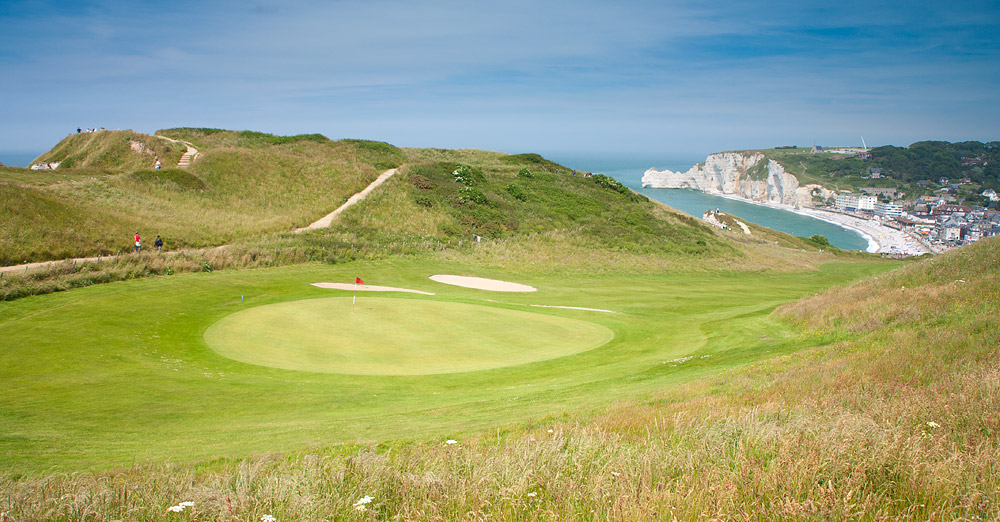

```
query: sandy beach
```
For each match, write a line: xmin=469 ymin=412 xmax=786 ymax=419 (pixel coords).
xmin=709 ymin=193 xmax=931 ymax=256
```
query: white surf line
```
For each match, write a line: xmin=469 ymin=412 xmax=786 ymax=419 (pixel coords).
xmin=311 ymin=282 xmax=435 ymax=295
xmin=295 ymin=168 xmax=398 ymax=233
xmin=529 ymin=304 xmax=618 ymax=314
xmin=429 ymin=274 xmax=537 ymax=292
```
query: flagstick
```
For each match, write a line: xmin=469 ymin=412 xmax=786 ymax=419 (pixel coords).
xmin=353 ymin=281 xmax=357 ymax=313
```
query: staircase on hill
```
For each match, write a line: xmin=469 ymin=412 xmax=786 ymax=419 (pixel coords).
xmin=176 ymin=145 xmax=198 ymax=168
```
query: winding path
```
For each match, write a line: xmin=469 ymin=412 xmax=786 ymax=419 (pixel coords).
xmin=155 ymin=135 xmax=198 ymax=168
xmin=1 ymin=167 xmax=400 ymax=274
xmin=294 ymin=168 xmax=397 ymax=233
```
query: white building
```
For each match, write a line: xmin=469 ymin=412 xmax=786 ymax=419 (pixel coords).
xmin=835 ymin=193 xmax=856 ymax=210
xmin=835 ymin=193 xmax=876 ymax=211
xmin=874 ymin=201 xmax=903 ymax=217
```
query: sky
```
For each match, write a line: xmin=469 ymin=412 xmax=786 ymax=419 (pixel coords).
xmin=1 ymin=0 xmax=998 ymax=160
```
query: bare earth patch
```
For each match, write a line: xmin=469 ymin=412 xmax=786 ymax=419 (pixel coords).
xmin=529 ymin=304 xmax=618 ymax=314
xmin=311 ymin=283 xmax=435 ymax=295
xmin=429 ymin=275 xmax=538 ymax=292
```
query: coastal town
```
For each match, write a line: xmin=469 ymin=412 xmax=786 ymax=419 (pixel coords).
xmin=642 ymin=142 xmax=999 ymax=257
xmin=827 ymin=182 xmax=1000 ymax=255
xmin=732 ymin=174 xmax=1000 ymax=257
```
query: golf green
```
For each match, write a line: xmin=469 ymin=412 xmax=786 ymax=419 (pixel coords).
xmin=203 ymin=297 xmax=615 ymax=375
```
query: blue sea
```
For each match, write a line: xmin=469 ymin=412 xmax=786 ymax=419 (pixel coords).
xmin=547 ymin=153 xmax=869 ymax=251
xmin=0 ymin=151 xmax=41 ymax=167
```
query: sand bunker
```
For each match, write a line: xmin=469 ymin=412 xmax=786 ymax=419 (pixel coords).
xmin=311 ymin=283 xmax=435 ymax=295
xmin=429 ymin=275 xmax=537 ymax=292
xmin=529 ymin=305 xmax=617 ymax=314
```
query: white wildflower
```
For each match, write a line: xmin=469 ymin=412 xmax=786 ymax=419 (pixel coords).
xmin=261 ymin=515 xmax=276 ymax=522
xmin=354 ymin=495 xmax=374 ymax=507
xmin=166 ymin=505 xmax=184 ymax=513
xmin=445 ymin=439 xmax=457 ymax=445
xmin=927 ymin=421 xmax=940 ymax=429
xmin=547 ymin=429 xmax=554 ymax=433
xmin=355 ymin=504 xmax=367 ymax=511
xmin=527 ymin=491 xmax=537 ymax=497
xmin=179 ymin=501 xmax=195 ymax=507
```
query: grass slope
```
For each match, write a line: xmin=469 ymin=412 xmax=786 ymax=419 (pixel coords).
xmin=0 ymin=130 xmax=396 ymax=264
xmin=3 ymin=238 xmax=995 ymax=521
xmin=3 ymin=131 xmax=805 ymax=304
xmin=35 ymin=130 xmax=185 ymax=170
xmin=0 ymin=259 xmax=889 ymax=471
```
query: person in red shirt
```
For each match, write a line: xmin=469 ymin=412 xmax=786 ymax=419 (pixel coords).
xmin=134 ymin=232 xmax=141 ymax=253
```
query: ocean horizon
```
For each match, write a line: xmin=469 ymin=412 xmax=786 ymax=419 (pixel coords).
xmin=0 ymin=151 xmax=42 ymax=167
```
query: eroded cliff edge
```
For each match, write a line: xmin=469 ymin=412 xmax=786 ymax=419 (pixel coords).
xmin=641 ymin=151 xmax=833 ymax=207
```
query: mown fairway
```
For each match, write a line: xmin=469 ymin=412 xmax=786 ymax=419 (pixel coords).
xmin=0 ymin=259 xmax=892 ymax=471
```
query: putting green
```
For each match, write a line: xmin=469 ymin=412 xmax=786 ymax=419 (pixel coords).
xmin=204 ymin=297 xmax=614 ymax=375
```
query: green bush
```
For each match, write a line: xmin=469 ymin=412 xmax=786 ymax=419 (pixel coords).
xmin=453 ymin=164 xmax=485 ymax=186
xmin=517 ymin=168 xmax=533 ymax=179
xmin=808 ymin=234 xmax=830 ymax=246
xmin=237 ymin=131 xmax=330 ymax=147
xmin=592 ymin=174 xmax=645 ymax=202
xmin=505 ymin=183 xmax=526 ymax=201
xmin=458 ymin=186 xmax=492 ymax=206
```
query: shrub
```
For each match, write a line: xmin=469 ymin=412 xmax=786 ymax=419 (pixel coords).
xmin=452 ymin=165 xmax=483 ymax=186
xmin=409 ymin=174 xmax=435 ymax=190
xmin=592 ymin=174 xmax=645 ymax=202
xmin=505 ymin=183 xmax=526 ymax=201
xmin=808 ymin=234 xmax=830 ymax=246
xmin=458 ymin=186 xmax=492 ymax=206
xmin=414 ymin=195 xmax=434 ymax=207
xmin=237 ymin=131 xmax=330 ymax=147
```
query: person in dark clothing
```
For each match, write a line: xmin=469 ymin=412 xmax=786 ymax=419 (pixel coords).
xmin=154 ymin=235 xmax=163 ymax=252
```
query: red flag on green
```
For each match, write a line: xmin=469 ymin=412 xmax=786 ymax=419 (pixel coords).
xmin=355 ymin=277 xmax=364 ymax=285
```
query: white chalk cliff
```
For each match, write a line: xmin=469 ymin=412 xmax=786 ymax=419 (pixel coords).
xmin=641 ymin=152 xmax=833 ymax=207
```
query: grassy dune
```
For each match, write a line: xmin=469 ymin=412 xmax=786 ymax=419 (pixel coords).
xmin=2 ymin=130 xmax=786 ymax=301
xmin=36 ymin=130 xmax=185 ymax=171
xmin=0 ymin=130 xmax=393 ymax=265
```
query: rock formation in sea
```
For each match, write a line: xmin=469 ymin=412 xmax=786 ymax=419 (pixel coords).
xmin=641 ymin=152 xmax=833 ymax=207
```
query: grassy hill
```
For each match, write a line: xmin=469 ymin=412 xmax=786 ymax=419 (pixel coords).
xmin=0 ymin=128 xmax=843 ymax=302
xmin=7 ymin=130 xmax=994 ymax=520
xmin=0 ymin=129 xmax=402 ymax=265
xmin=755 ymin=141 xmax=1000 ymax=206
